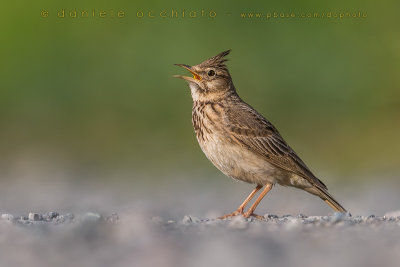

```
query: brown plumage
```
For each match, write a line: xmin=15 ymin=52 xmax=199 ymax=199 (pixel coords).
xmin=174 ymin=50 xmax=346 ymax=218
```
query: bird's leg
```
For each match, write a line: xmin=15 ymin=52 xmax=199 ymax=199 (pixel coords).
xmin=236 ymin=184 xmax=263 ymax=214
xmin=218 ymin=185 xmax=262 ymax=219
xmin=243 ymin=183 xmax=273 ymax=219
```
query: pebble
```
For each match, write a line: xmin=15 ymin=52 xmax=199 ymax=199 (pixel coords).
xmin=265 ymin=214 xmax=279 ymax=220
xmin=181 ymin=215 xmax=200 ymax=224
xmin=47 ymin=211 xmax=59 ymax=219
xmin=0 ymin=212 xmax=122 ymax=227
xmin=384 ymin=210 xmax=400 ymax=218
xmin=28 ymin=213 xmax=42 ymax=221
xmin=54 ymin=215 xmax=66 ymax=224
xmin=181 ymin=215 xmax=193 ymax=224
xmin=1 ymin=214 xmax=14 ymax=221
xmin=106 ymin=213 xmax=119 ymax=223
xmin=0 ymin=211 xmax=398 ymax=229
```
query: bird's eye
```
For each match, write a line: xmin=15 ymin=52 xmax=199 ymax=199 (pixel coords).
xmin=207 ymin=70 xmax=216 ymax=77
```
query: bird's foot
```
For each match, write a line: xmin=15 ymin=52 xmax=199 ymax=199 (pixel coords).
xmin=218 ymin=209 xmax=264 ymax=220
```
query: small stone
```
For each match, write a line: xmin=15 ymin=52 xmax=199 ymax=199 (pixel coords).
xmin=246 ymin=217 xmax=255 ymax=222
xmin=54 ymin=215 xmax=65 ymax=224
xmin=297 ymin=214 xmax=307 ymax=219
xmin=181 ymin=215 xmax=200 ymax=224
xmin=353 ymin=215 xmax=363 ymax=223
xmin=265 ymin=214 xmax=279 ymax=219
xmin=28 ymin=213 xmax=42 ymax=221
xmin=182 ymin=215 xmax=192 ymax=224
xmin=1 ymin=214 xmax=14 ymax=221
xmin=384 ymin=210 xmax=400 ymax=219
xmin=305 ymin=216 xmax=319 ymax=223
xmin=320 ymin=216 xmax=330 ymax=222
xmin=42 ymin=212 xmax=59 ymax=222
xmin=106 ymin=213 xmax=119 ymax=223
xmin=55 ymin=213 xmax=74 ymax=223
xmin=47 ymin=211 xmax=59 ymax=219
xmin=278 ymin=217 xmax=290 ymax=223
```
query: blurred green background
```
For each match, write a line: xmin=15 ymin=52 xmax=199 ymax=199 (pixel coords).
xmin=1 ymin=0 xmax=399 ymax=185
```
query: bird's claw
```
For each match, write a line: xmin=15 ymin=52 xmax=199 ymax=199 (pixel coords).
xmin=218 ymin=210 xmax=264 ymax=220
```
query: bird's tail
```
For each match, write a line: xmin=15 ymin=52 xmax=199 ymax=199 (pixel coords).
xmin=306 ymin=186 xmax=347 ymax=213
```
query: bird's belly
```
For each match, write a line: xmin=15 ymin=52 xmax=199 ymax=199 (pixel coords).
xmin=198 ymin=133 xmax=290 ymax=185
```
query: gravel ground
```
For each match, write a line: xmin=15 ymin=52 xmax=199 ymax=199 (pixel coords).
xmin=1 ymin=210 xmax=400 ymax=267
xmin=0 ymin=177 xmax=400 ymax=267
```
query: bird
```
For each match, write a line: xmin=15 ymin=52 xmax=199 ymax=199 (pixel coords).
xmin=174 ymin=50 xmax=347 ymax=219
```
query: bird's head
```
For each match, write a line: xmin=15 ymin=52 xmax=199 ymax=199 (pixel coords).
xmin=174 ymin=50 xmax=235 ymax=101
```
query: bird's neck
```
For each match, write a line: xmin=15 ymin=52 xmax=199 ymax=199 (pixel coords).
xmin=189 ymin=83 xmax=237 ymax=103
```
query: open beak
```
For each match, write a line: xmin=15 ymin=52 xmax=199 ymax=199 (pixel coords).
xmin=173 ymin=64 xmax=202 ymax=82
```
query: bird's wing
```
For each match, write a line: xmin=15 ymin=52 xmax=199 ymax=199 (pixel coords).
xmin=223 ymin=101 xmax=327 ymax=189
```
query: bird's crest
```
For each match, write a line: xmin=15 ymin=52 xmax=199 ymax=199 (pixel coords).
xmin=198 ymin=50 xmax=231 ymax=68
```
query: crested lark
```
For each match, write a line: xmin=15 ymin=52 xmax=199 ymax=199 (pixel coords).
xmin=174 ymin=50 xmax=347 ymax=218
